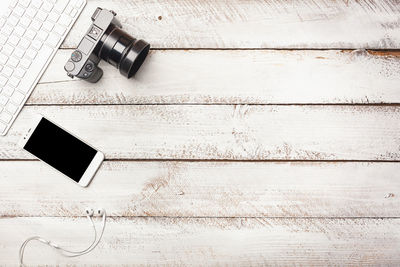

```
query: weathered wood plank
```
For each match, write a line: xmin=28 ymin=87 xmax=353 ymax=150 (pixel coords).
xmin=3 ymin=105 xmax=400 ymax=160
xmin=1 ymin=161 xmax=399 ymax=217
xmin=34 ymin=49 xmax=400 ymax=105
xmin=2 ymin=217 xmax=400 ymax=265
xmin=62 ymin=0 xmax=400 ymax=49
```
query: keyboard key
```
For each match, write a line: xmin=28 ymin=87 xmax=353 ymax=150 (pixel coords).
xmin=0 ymin=111 xmax=13 ymax=123
xmin=20 ymin=58 xmax=32 ymax=69
xmin=18 ymin=38 xmax=31 ymax=50
xmin=65 ymin=5 xmax=73 ymax=15
xmin=4 ymin=8 xmax=13 ymax=18
xmin=0 ymin=122 xmax=6 ymax=133
xmin=8 ymin=35 xmax=20 ymax=46
xmin=5 ymin=102 xmax=18 ymax=114
xmin=26 ymin=48 xmax=37 ymax=59
xmin=31 ymin=19 xmax=42 ymax=31
xmin=10 ymin=0 xmax=18 ymax=8
xmin=8 ymin=57 xmax=19 ymax=68
xmin=17 ymin=45 xmax=53 ymax=94
xmin=14 ymin=67 xmax=26 ymax=78
xmin=42 ymin=1 xmax=54 ymax=12
xmin=53 ymin=24 xmax=66 ymax=35
xmin=0 ymin=76 xmax=8 ymax=86
xmin=13 ymin=6 xmax=25 ymax=17
xmin=0 ymin=54 xmax=8 ymax=65
xmin=19 ymin=17 xmax=31 ymax=27
xmin=36 ymin=10 xmax=48 ymax=21
xmin=11 ymin=91 xmax=25 ymax=104
xmin=31 ymin=0 xmax=42 ymax=9
xmin=32 ymin=39 xmax=42 ymax=50
xmin=48 ymin=12 xmax=60 ymax=22
xmin=9 ymin=76 xmax=20 ymax=87
xmin=2 ymin=45 xmax=14 ymax=56
xmin=58 ymin=14 xmax=72 ymax=26
xmin=14 ymin=25 xmax=26 ymax=36
xmin=25 ymin=29 xmax=36 ymax=40
xmin=46 ymin=33 xmax=60 ymax=47
xmin=0 ymin=95 xmax=8 ymax=106
xmin=42 ymin=21 xmax=54 ymax=32
xmin=25 ymin=7 xmax=38 ymax=18
xmin=8 ymin=15 xmax=19 ymax=26
xmin=0 ymin=34 xmax=7 ymax=45
xmin=19 ymin=0 xmax=31 ymax=8
xmin=54 ymin=0 xmax=69 ymax=13
xmin=74 ymin=0 xmax=84 ymax=8
xmin=14 ymin=47 xmax=25 ymax=58
xmin=2 ymin=85 xmax=14 ymax=96
xmin=1 ymin=24 xmax=13 ymax=35
xmin=37 ymin=30 xmax=49 ymax=41
xmin=2 ymin=66 xmax=13 ymax=77
xmin=70 ymin=8 xmax=78 ymax=17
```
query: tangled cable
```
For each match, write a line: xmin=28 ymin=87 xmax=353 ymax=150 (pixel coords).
xmin=19 ymin=208 xmax=106 ymax=266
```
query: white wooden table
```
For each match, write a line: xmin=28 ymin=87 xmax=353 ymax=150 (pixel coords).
xmin=1 ymin=0 xmax=400 ymax=265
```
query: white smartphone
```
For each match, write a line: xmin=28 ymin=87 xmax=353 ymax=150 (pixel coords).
xmin=19 ymin=115 xmax=104 ymax=187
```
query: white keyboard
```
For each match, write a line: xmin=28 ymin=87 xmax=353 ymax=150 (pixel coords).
xmin=0 ymin=0 xmax=86 ymax=136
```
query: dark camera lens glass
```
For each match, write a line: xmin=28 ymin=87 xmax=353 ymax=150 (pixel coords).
xmin=98 ymin=25 xmax=150 ymax=78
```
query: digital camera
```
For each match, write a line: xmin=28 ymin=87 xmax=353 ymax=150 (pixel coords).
xmin=64 ymin=8 xmax=150 ymax=83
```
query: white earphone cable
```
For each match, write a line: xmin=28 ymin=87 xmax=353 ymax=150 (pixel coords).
xmin=19 ymin=209 xmax=106 ymax=266
xmin=57 ymin=214 xmax=99 ymax=256
xmin=61 ymin=212 xmax=106 ymax=258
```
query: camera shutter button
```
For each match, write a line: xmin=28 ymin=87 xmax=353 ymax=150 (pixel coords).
xmin=71 ymin=51 xmax=82 ymax=62
xmin=64 ymin=61 xmax=75 ymax=72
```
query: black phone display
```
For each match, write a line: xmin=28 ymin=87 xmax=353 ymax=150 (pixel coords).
xmin=23 ymin=117 xmax=98 ymax=182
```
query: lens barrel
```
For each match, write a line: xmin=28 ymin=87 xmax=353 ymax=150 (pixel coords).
xmin=99 ymin=25 xmax=150 ymax=78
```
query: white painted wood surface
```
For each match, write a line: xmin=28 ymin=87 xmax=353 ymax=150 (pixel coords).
xmin=32 ymin=49 xmax=400 ymax=104
xmin=62 ymin=0 xmax=400 ymax=49
xmin=2 ymin=217 xmax=400 ymax=265
xmin=1 ymin=161 xmax=399 ymax=217
xmin=2 ymin=105 xmax=400 ymax=160
xmin=2 ymin=0 xmax=400 ymax=265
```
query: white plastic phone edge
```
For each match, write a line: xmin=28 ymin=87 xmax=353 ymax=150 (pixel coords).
xmin=18 ymin=114 xmax=104 ymax=187
xmin=79 ymin=151 xmax=104 ymax=187
xmin=18 ymin=114 xmax=43 ymax=148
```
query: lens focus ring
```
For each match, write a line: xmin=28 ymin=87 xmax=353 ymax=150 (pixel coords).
xmin=98 ymin=26 xmax=150 ymax=78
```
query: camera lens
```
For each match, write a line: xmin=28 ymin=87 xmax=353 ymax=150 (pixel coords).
xmin=98 ymin=25 xmax=150 ymax=78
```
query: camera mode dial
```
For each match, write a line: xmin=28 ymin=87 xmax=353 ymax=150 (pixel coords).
xmin=71 ymin=51 xmax=82 ymax=62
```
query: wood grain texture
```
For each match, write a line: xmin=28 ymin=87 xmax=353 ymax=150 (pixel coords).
xmin=2 ymin=0 xmax=399 ymax=265
xmin=2 ymin=105 xmax=400 ymax=160
xmin=1 ymin=161 xmax=399 ymax=218
xmin=62 ymin=0 xmax=400 ymax=49
xmin=33 ymin=49 xmax=400 ymax=105
xmin=2 ymin=217 xmax=400 ymax=265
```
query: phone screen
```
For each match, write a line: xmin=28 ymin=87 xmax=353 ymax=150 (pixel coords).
xmin=23 ymin=118 xmax=97 ymax=182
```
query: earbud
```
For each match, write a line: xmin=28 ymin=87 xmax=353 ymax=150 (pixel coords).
xmin=85 ymin=208 xmax=94 ymax=217
xmin=96 ymin=208 xmax=105 ymax=216
xmin=19 ymin=208 xmax=107 ymax=266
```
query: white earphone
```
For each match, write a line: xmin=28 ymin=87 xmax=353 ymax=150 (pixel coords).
xmin=19 ymin=208 xmax=107 ymax=266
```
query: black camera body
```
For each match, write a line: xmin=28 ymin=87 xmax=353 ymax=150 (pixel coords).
xmin=64 ymin=8 xmax=150 ymax=83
